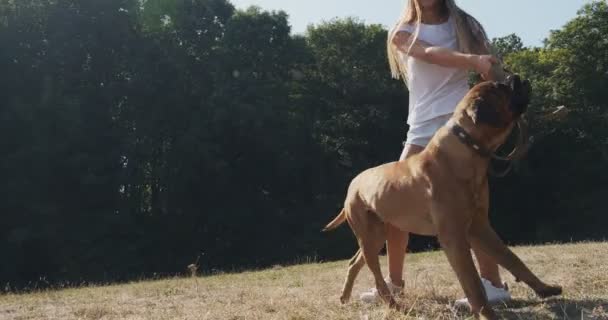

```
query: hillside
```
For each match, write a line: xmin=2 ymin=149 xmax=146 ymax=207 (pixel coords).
xmin=1 ymin=242 xmax=607 ymax=320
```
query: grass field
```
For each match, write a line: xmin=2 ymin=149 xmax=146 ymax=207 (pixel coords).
xmin=1 ymin=242 xmax=607 ymax=320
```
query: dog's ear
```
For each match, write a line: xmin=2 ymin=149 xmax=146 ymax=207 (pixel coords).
xmin=467 ymin=96 xmax=502 ymax=126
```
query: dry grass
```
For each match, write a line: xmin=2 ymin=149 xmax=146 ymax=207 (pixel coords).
xmin=1 ymin=242 xmax=607 ymax=320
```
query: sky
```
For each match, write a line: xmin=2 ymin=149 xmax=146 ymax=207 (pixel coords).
xmin=229 ymin=0 xmax=596 ymax=47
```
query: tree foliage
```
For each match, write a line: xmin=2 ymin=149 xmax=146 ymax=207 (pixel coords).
xmin=1 ymin=0 xmax=606 ymax=290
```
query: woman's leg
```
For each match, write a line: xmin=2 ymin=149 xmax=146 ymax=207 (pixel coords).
xmin=388 ymin=143 xmax=425 ymax=285
xmin=360 ymin=143 xmax=424 ymax=302
xmin=475 ymin=248 xmax=504 ymax=288
xmin=385 ymin=223 xmax=409 ymax=287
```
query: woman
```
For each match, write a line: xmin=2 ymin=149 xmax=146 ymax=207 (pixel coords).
xmin=359 ymin=0 xmax=511 ymax=307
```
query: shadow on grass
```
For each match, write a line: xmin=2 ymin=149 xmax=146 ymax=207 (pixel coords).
xmin=367 ymin=294 xmax=608 ymax=319
xmin=495 ymin=297 xmax=608 ymax=320
xmin=413 ymin=296 xmax=608 ymax=319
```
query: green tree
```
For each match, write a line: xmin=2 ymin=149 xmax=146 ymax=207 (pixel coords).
xmin=1 ymin=0 xmax=606 ymax=290
xmin=497 ymin=1 xmax=608 ymax=241
xmin=492 ymin=33 xmax=524 ymax=59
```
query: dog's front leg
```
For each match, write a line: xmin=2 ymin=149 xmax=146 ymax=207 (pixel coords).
xmin=438 ymin=228 xmax=496 ymax=319
xmin=431 ymin=204 xmax=496 ymax=319
xmin=468 ymin=220 xmax=562 ymax=298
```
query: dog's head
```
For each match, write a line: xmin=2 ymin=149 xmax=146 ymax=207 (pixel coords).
xmin=456 ymin=74 xmax=531 ymax=150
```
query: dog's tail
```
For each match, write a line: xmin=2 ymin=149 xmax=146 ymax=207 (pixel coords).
xmin=322 ymin=209 xmax=346 ymax=232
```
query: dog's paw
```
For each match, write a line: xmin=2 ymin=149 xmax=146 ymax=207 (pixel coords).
xmin=340 ymin=294 xmax=350 ymax=304
xmin=388 ymin=299 xmax=404 ymax=311
xmin=535 ymin=284 xmax=562 ymax=298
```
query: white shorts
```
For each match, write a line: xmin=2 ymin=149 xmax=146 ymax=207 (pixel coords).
xmin=404 ymin=113 xmax=453 ymax=147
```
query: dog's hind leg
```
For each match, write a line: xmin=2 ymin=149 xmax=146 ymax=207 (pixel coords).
xmin=339 ymin=248 xmax=365 ymax=303
xmin=353 ymin=210 xmax=397 ymax=308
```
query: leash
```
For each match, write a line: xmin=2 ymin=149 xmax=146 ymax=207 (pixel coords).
xmin=489 ymin=117 xmax=532 ymax=177
xmin=488 ymin=105 xmax=569 ymax=177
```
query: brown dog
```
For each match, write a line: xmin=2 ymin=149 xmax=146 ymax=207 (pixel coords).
xmin=323 ymin=75 xmax=562 ymax=319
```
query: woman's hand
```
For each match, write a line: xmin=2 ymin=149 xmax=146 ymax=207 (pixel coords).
xmin=472 ymin=54 xmax=498 ymax=79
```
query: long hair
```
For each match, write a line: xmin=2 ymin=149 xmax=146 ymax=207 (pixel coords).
xmin=387 ymin=0 xmax=492 ymax=82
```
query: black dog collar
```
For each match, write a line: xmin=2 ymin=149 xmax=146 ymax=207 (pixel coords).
xmin=446 ymin=120 xmax=492 ymax=158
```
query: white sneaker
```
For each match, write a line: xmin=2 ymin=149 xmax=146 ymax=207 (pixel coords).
xmin=454 ymin=278 xmax=511 ymax=309
xmin=359 ymin=278 xmax=404 ymax=304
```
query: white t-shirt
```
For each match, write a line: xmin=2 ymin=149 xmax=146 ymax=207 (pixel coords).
xmin=397 ymin=18 xmax=470 ymax=125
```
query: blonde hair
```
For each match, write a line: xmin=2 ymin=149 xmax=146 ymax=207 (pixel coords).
xmin=387 ymin=0 xmax=492 ymax=82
